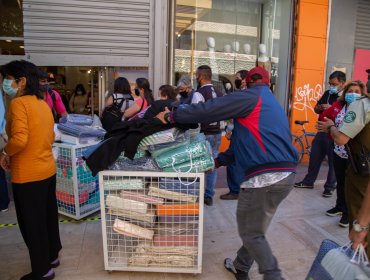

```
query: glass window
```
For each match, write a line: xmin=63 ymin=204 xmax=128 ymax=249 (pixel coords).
xmin=173 ymin=0 xmax=293 ymax=98
xmin=0 ymin=0 xmax=25 ymax=55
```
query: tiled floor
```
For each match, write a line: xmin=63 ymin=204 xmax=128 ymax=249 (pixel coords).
xmin=0 ymin=164 xmax=348 ymax=280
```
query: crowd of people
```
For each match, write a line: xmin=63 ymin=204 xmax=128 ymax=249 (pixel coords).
xmin=0 ymin=59 xmax=369 ymax=280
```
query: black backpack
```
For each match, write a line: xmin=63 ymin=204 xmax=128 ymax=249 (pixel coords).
xmin=101 ymin=94 xmax=130 ymax=131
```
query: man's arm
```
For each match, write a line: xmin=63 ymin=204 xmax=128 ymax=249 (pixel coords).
xmin=317 ymin=117 xmax=350 ymax=145
xmin=171 ymin=92 xmax=258 ymax=124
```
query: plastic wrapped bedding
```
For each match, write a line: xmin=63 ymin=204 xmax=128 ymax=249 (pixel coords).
xmin=117 ymin=150 xmax=147 ymax=161
xmin=148 ymin=130 xmax=190 ymax=157
xmin=113 ymin=218 xmax=154 ymax=240
xmin=154 ymin=141 xmax=210 ymax=168
xmin=57 ymin=123 xmax=106 ymax=138
xmin=159 ymin=177 xmax=200 ymax=196
xmin=103 ymin=179 xmax=144 ymax=191
xmin=163 ymin=154 xmax=215 ymax=173
xmin=107 ymin=208 xmax=156 ymax=224
xmin=59 ymin=114 xmax=94 ymax=126
xmin=138 ymin=128 xmax=179 ymax=149
xmin=128 ymin=254 xmax=194 ymax=267
xmin=135 ymin=242 xmax=198 ymax=256
xmin=108 ymin=156 xmax=160 ymax=172
xmin=148 ymin=186 xmax=198 ymax=203
xmin=106 ymin=195 xmax=148 ymax=214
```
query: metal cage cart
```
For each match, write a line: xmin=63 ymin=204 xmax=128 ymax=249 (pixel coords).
xmin=53 ymin=142 xmax=100 ymax=219
xmin=99 ymin=170 xmax=205 ymax=274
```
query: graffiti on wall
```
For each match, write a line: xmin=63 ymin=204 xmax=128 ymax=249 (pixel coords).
xmin=293 ymin=83 xmax=323 ymax=120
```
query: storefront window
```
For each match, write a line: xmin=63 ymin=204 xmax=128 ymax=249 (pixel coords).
xmin=173 ymin=0 xmax=293 ymax=99
xmin=0 ymin=0 xmax=25 ymax=55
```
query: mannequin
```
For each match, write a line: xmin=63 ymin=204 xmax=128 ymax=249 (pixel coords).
xmin=232 ymin=41 xmax=240 ymax=53
xmin=257 ymin=43 xmax=271 ymax=73
xmin=243 ymin=43 xmax=251 ymax=55
xmin=206 ymin=37 xmax=216 ymax=52
xmin=223 ymin=44 xmax=232 ymax=53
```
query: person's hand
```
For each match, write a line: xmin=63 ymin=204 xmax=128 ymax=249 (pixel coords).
xmin=156 ymin=107 xmax=170 ymax=124
xmin=321 ymin=104 xmax=331 ymax=110
xmin=349 ymin=228 xmax=368 ymax=250
xmin=0 ymin=154 xmax=10 ymax=171
xmin=317 ymin=117 xmax=335 ymax=132
xmin=225 ymin=131 xmax=232 ymax=140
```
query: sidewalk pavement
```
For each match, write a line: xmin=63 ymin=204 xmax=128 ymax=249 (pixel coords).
xmin=0 ymin=163 xmax=347 ymax=280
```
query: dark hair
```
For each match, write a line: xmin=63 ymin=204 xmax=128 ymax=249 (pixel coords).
xmin=329 ymin=71 xmax=346 ymax=82
xmin=236 ymin=70 xmax=248 ymax=80
xmin=0 ymin=60 xmax=42 ymax=98
xmin=74 ymin=83 xmax=86 ymax=95
xmin=159 ymin=84 xmax=177 ymax=100
xmin=114 ymin=77 xmax=131 ymax=94
xmin=136 ymin=78 xmax=154 ymax=106
xmin=338 ymin=80 xmax=367 ymax=102
xmin=197 ymin=65 xmax=212 ymax=81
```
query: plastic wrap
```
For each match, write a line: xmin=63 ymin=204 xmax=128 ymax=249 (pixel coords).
xmin=57 ymin=123 xmax=106 ymax=138
xmin=118 ymin=149 xmax=147 ymax=161
xmin=138 ymin=128 xmax=179 ymax=149
xmin=108 ymin=156 xmax=161 ymax=172
xmin=148 ymin=130 xmax=190 ymax=157
xmin=59 ymin=114 xmax=94 ymax=126
xmin=163 ymin=154 xmax=214 ymax=173
xmin=159 ymin=177 xmax=200 ymax=196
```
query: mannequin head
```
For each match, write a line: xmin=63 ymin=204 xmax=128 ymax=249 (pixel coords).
xmin=243 ymin=43 xmax=251 ymax=54
xmin=223 ymin=44 xmax=232 ymax=53
xmin=232 ymin=41 xmax=240 ymax=52
xmin=259 ymin=44 xmax=267 ymax=55
xmin=206 ymin=37 xmax=216 ymax=51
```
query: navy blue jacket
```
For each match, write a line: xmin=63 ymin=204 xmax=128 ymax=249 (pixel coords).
xmin=171 ymin=83 xmax=298 ymax=180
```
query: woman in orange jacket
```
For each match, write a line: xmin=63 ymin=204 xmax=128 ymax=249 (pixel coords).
xmin=0 ymin=60 xmax=61 ymax=280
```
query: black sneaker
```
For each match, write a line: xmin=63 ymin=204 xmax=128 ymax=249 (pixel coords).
xmin=322 ymin=189 xmax=334 ymax=197
xmin=294 ymin=182 xmax=314 ymax=189
xmin=204 ymin=197 xmax=213 ymax=206
xmin=339 ymin=215 xmax=349 ymax=228
xmin=220 ymin=192 xmax=239 ymax=200
xmin=224 ymin=258 xmax=250 ymax=280
xmin=326 ymin=207 xmax=342 ymax=217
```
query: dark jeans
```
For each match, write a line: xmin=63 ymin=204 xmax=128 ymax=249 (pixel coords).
xmin=205 ymin=133 xmax=221 ymax=198
xmin=13 ymin=174 xmax=62 ymax=278
xmin=0 ymin=167 xmax=9 ymax=210
xmin=301 ymin=132 xmax=336 ymax=189
xmin=226 ymin=163 xmax=243 ymax=194
xmin=234 ymin=173 xmax=295 ymax=280
xmin=332 ymin=153 xmax=348 ymax=215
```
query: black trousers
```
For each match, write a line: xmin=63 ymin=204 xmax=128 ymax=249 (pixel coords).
xmin=332 ymin=153 xmax=348 ymax=215
xmin=302 ymin=132 xmax=336 ymax=189
xmin=13 ymin=174 xmax=62 ymax=278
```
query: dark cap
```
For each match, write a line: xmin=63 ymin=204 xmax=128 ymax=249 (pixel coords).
xmin=245 ymin=66 xmax=270 ymax=84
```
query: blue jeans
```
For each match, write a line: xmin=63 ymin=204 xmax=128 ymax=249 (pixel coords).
xmin=0 ymin=167 xmax=9 ymax=210
xmin=205 ymin=133 xmax=221 ymax=199
xmin=227 ymin=163 xmax=243 ymax=194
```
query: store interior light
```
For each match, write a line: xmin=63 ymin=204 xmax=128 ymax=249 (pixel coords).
xmin=5 ymin=40 xmax=12 ymax=43
xmin=19 ymin=46 xmax=24 ymax=49
xmin=87 ymin=69 xmax=92 ymax=74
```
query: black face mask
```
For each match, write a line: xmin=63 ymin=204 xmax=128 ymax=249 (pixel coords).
xmin=235 ymin=79 xmax=242 ymax=90
xmin=179 ymin=91 xmax=188 ymax=98
xmin=39 ymin=84 xmax=49 ymax=93
xmin=134 ymin=88 xmax=140 ymax=96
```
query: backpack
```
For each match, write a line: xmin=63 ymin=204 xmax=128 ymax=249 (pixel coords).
xmin=48 ymin=89 xmax=59 ymax=123
xmin=101 ymin=94 xmax=129 ymax=131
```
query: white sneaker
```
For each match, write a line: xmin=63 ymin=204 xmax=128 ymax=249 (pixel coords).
xmin=1 ymin=208 xmax=9 ymax=212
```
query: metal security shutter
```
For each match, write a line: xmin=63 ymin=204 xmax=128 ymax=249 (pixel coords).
xmin=23 ymin=0 xmax=151 ymax=66
xmin=354 ymin=0 xmax=370 ymax=50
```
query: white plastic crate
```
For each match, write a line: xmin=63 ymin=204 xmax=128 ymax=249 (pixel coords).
xmin=53 ymin=142 xmax=100 ymax=219
xmin=99 ymin=170 xmax=204 ymax=274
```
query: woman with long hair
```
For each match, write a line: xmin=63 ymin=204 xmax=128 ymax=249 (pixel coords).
xmin=123 ymin=77 xmax=154 ymax=120
xmin=69 ymin=83 xmax=88 ymax=114
xmin=0 ymin=60 xmax=61 ymax=280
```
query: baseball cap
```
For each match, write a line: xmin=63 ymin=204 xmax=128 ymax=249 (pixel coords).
xmin=245 ymin=66 xmax=270 ymax=84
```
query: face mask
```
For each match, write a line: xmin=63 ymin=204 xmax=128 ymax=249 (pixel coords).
xmin=235 ymin=79 xmax=242 ymax=89
xmin=2 ymin=79 xmax=18 ymax=97
xmin=328 ymin=86 xmax=338 ymax=94
xmin=179 ymin=91 xmax=188 ymax=98
xmin=134 ymin=88 xmax=140 ymax=96
xmin=76 ymin=90 xmax=83 ymax=95
xmin=39 ymin=84 xmax=49 ymax=92
xmin=345 ymin=92 xmax=362 ymax=104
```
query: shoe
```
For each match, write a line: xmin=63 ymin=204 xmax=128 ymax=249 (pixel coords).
xmin=220 ymin=192 xmax=239 ymax=200
xmin=0 ymin=208 xmax=8 ymax=212
xmin=20 ymin=269 xmax=55 ymax=280
xmin=294 ymin=182 xmax=314 ymax=189
xmin=322 ymin=189 xmax=334 ymax=197
xmin=50 ymin=259 xmax=60 ymax=268
xmin=326 ymin=207 xmax=342 ymax=217
xmin=224 ymin=258 xmax=250 ymax=280
xmin=339 ymin=215 xmax=349 ymax=228
xmin=204 ymin=197 xmax=213 ymax=206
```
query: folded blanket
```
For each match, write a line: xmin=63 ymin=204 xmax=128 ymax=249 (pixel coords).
xmin=60 ymin=114 xmax=94 ymax=126
xmin=135 ymin=242 xmax=198 ymax=256
xmin=128 ymin=254 xmax=194 ymax=268
xmin=106 ymin=195 xmax=148 ymax=214
xmin=148 ymin=130 xmax=190 ymax=157
xmin=159 ymin=177 xmax=200 ymax=196
xmin=156 ymin=204 xmax=199 ymax=216
xmin=56 ymin=190 xmax=89 ymax=205
xmin=108 ymin=157 xmax=160 ymax=172
xmin=154 ymin=141 xmax=210 ymax=168
xmin=153 ymin=235 xmax=198 ymax=247
xmin=113 ymin=218 xmax=154 ymax=240
xmin=139 ymin=128 xmax=178 ymax=149
xmin=103 ymin=179 xmax=144 ymax=191
xmin=148 ymin=186 xmax=197 ymax=203
xmin=120 ymin=190 xmax=164 ymax=205
xmin=158 ymin=215 xmax=199 ymax=223
xmin=108 ymin=207 xmax=156 ymax=224
xmin=57 ymin=123 xmax=106 ymax=138
xmin=155 ymin=223 xmax=197 ymax=236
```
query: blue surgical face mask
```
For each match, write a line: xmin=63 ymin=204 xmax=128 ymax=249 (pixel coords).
xmin=2 ymin=79 xmax=18 ymax=98
xmin=328 ymin=86 xmax=338 ymax=95
xmin=345 ymin=92 xmax=362 ymax=104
